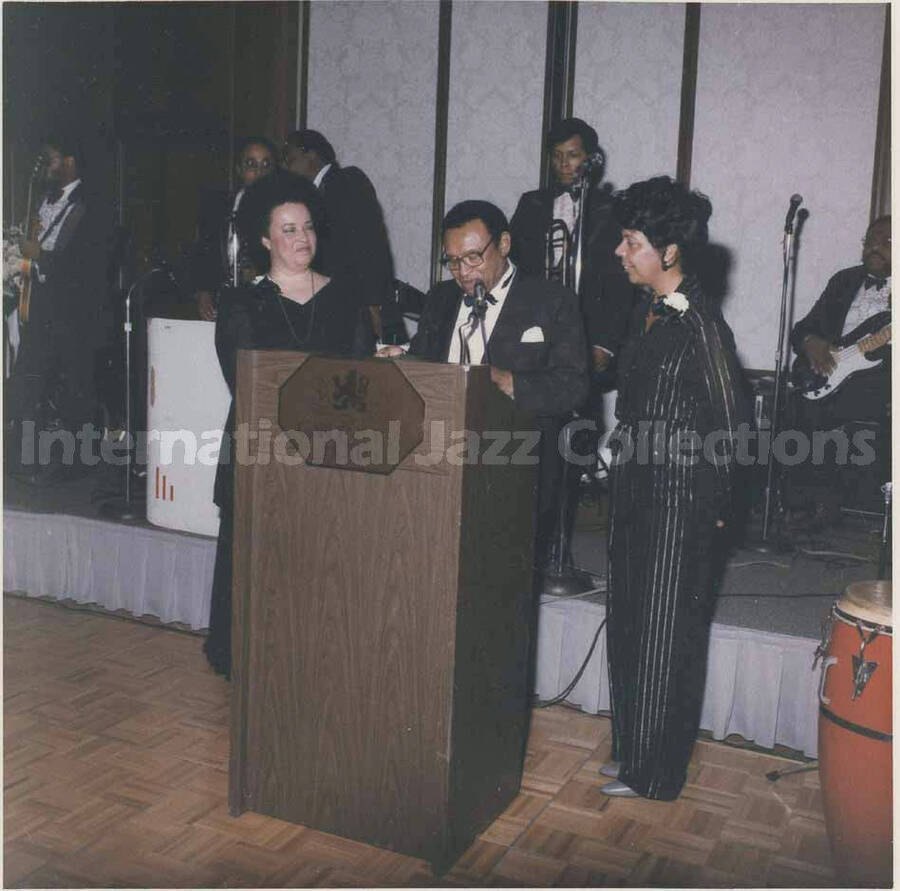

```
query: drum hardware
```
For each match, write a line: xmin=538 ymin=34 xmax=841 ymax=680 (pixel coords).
xmin=849 ymin=616 xmax=886 ymax=698
xmin=765 ymin=762 xmax=818 ymax=782
xmin=877 ymin=481 xmax=891 ymax=578
xmin=812 ymin=610 xmax=834 ymax=670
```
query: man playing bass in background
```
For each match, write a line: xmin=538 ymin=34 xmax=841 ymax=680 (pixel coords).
xmin=787 ymin=215 xmax=891 ymax=525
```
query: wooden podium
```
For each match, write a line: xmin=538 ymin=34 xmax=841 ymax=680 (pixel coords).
xmin=229 ymin=351 xmax=539 ymax=872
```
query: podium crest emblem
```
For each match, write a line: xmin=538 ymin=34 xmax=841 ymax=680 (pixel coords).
xmin=331 ymin=369 xmax=369 ymax=412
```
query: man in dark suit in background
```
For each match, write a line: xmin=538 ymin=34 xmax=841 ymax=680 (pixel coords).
xmin=282 ymin=129 xmax=394 ymax=331
xmin=379 ymin=200 xmax=588 ymax=557
xmin=6 ymin=134 xmax=108 ymax=479
xmin=191 ymin=136 xmax=278 ymax=321
xmin=787 ymin=214 xmax=891 ymax=522
xmin=509 ymin=118 xmax=635 ymax=377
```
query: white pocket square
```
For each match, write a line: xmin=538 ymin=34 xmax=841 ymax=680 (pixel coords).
xmin=520 ymin=326 xmax=545 ymax=343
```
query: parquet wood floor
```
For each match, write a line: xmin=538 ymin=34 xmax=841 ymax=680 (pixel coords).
xmin=4 ymin=594 xmax=838 ymax=888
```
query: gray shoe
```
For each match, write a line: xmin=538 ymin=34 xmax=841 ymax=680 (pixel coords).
xmin=600 ymin=779 xmax=640 ymax=798
xmin=599 ymin=760 xmax=621 ymax=779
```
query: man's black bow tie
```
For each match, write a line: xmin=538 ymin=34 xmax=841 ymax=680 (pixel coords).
xmin=551 ymin=182 xmax=580 ymax=199
xmin=864 ymin=274 xmax=888 ymax=290
xmin=44 ymin=185 xmax=64 ymax=204
xmin=463 ymin=290 xmax=496 ymax=321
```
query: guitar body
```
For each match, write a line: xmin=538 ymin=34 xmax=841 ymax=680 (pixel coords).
xmin=791 ymin=310 xmax=891 ymax=401
xmin=17 ymin=154 xmax=48 ymax=325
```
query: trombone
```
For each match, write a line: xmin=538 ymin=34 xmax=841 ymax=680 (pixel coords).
xmin=545 ymin=218 xmax=574 ymax=289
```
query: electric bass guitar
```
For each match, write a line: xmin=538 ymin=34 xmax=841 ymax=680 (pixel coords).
xmin=791 ymin=310 xmax=891 ymax=401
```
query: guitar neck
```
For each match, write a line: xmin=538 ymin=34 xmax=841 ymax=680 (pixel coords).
xmin=855 ymin=325 xmax=891 ymax=354
xmin=22 ymin=177 xmax=36 ymax=233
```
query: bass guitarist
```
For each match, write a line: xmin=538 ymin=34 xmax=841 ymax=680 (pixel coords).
xmin=787 ymin=215 xmax=891 ymax=524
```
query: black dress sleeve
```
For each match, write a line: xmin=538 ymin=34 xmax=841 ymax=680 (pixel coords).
xmin=684 ymin=305 xmax=748 ymax=520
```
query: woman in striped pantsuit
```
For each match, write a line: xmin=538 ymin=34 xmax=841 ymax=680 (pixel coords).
xmin=601 ymin=176 xmax=746 ymax=800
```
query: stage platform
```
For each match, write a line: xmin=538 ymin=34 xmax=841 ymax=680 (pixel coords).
xmin=4 ymin=464 xmax=886 ymax=760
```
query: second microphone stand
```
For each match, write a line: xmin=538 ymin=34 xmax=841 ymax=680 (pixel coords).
xmin=540 ymin=171 xmax=596 ymax=597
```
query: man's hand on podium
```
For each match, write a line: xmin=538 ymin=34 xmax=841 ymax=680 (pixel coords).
xmin=376 ymin=344 xmax=406 ymax=358
xmin=490 ymin=366 xmax=514 ymax=399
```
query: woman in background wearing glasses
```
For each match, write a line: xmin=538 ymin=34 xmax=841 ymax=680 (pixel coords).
xmin=190 ymin=136 xmax=279 ymax=322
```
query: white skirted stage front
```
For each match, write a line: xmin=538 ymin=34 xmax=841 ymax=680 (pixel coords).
xmin=536 ymin=595 xmax=820 ymax=758
xmin=4 ymin=506 xmax=824 ymax=758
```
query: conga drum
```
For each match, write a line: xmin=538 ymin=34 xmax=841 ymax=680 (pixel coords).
xmin=817 ymin=580 xmax=892 ymax=886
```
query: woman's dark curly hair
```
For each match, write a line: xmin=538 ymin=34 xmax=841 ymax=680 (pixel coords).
xmin=613 ymin=175 xmax=712 ymax=273
xmin=236 ymin=169 xmax=328 ymax=273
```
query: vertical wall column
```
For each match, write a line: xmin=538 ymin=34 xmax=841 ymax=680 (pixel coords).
xmin=429 ymin=1 xmax=453 ymax=289
xmin=870 ymin=4 xmax=890 ymax=221
xmin=675 ymin=4 xmax=700 ymax=187
xmin=539 ymin=1 xmax=579 ymax=187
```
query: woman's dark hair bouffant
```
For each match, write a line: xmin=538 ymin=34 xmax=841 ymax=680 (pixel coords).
xmin=236 ymin=169 xmax=328 ymax=273
xmin=613 ymin=176 xmax=712 ymax=272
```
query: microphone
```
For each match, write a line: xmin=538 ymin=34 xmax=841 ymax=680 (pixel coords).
xmin=472 ymin=281 xmax=489 ymax=319
xmin=784 ymin=194 xmax=803 ymax=232
xmin=577 ymin=148 xmax=606 ymax=182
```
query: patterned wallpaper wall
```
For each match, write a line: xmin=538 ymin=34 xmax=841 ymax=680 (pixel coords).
xmin=574 ymin=2 xmax=685 ymax=193
xmin=307 ymin=0 xmax=439 ymax=291
xmin=305 ymin=1 xmax=885 ymax=365
xmin=445 ymin=1 xmax=547 ymax=225
xmin=692 ymin=4 xmax=884 ymax=369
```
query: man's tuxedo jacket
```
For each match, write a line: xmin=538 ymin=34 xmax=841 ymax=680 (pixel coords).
xmin=190 ymin=189 xmax=238 ymax=294
xmin=408 ymin=273 xmax=589 ymax=417
xmin=790 ymin=265 xmax=871 ymax=353
xmin=316 ymin=163 xmax=394 ymax=308
xmin=509 ymin=183 xmax=635 ymax=356
xmin=30 ymin=182 xmax=107 ymax=332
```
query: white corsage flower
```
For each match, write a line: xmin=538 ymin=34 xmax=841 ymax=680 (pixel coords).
xmin=663 ymin=291 xmax=690 ymax=314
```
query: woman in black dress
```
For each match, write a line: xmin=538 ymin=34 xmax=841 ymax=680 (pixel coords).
xmin=204 ymin=171 xmax=374 ymax=677
xmin=601 ymin=176 xmax=746 ymax=799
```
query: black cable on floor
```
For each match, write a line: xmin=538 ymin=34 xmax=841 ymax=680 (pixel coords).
xmin=534 ymin=616 xmax=607 ymax=709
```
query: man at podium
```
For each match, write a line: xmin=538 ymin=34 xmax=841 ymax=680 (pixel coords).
xmin=379 ymin=199 xmax=588 ymax=557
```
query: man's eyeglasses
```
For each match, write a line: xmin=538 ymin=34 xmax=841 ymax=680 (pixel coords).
xmin=440 ymin=237 xmax=495 ymax=271
xmin=240 ymin=158 xmax=274 ymax=172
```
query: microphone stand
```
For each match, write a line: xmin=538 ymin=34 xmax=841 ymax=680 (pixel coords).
xmin=99 ymin=271 xmax=150 ymax=521
xmin=540 ymin=168 xmax=596 ymax=597
xmin=760 ymin=210 xmax=805 ymax=544
xmin=477 ymin=311 xmax=490 ymax=366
